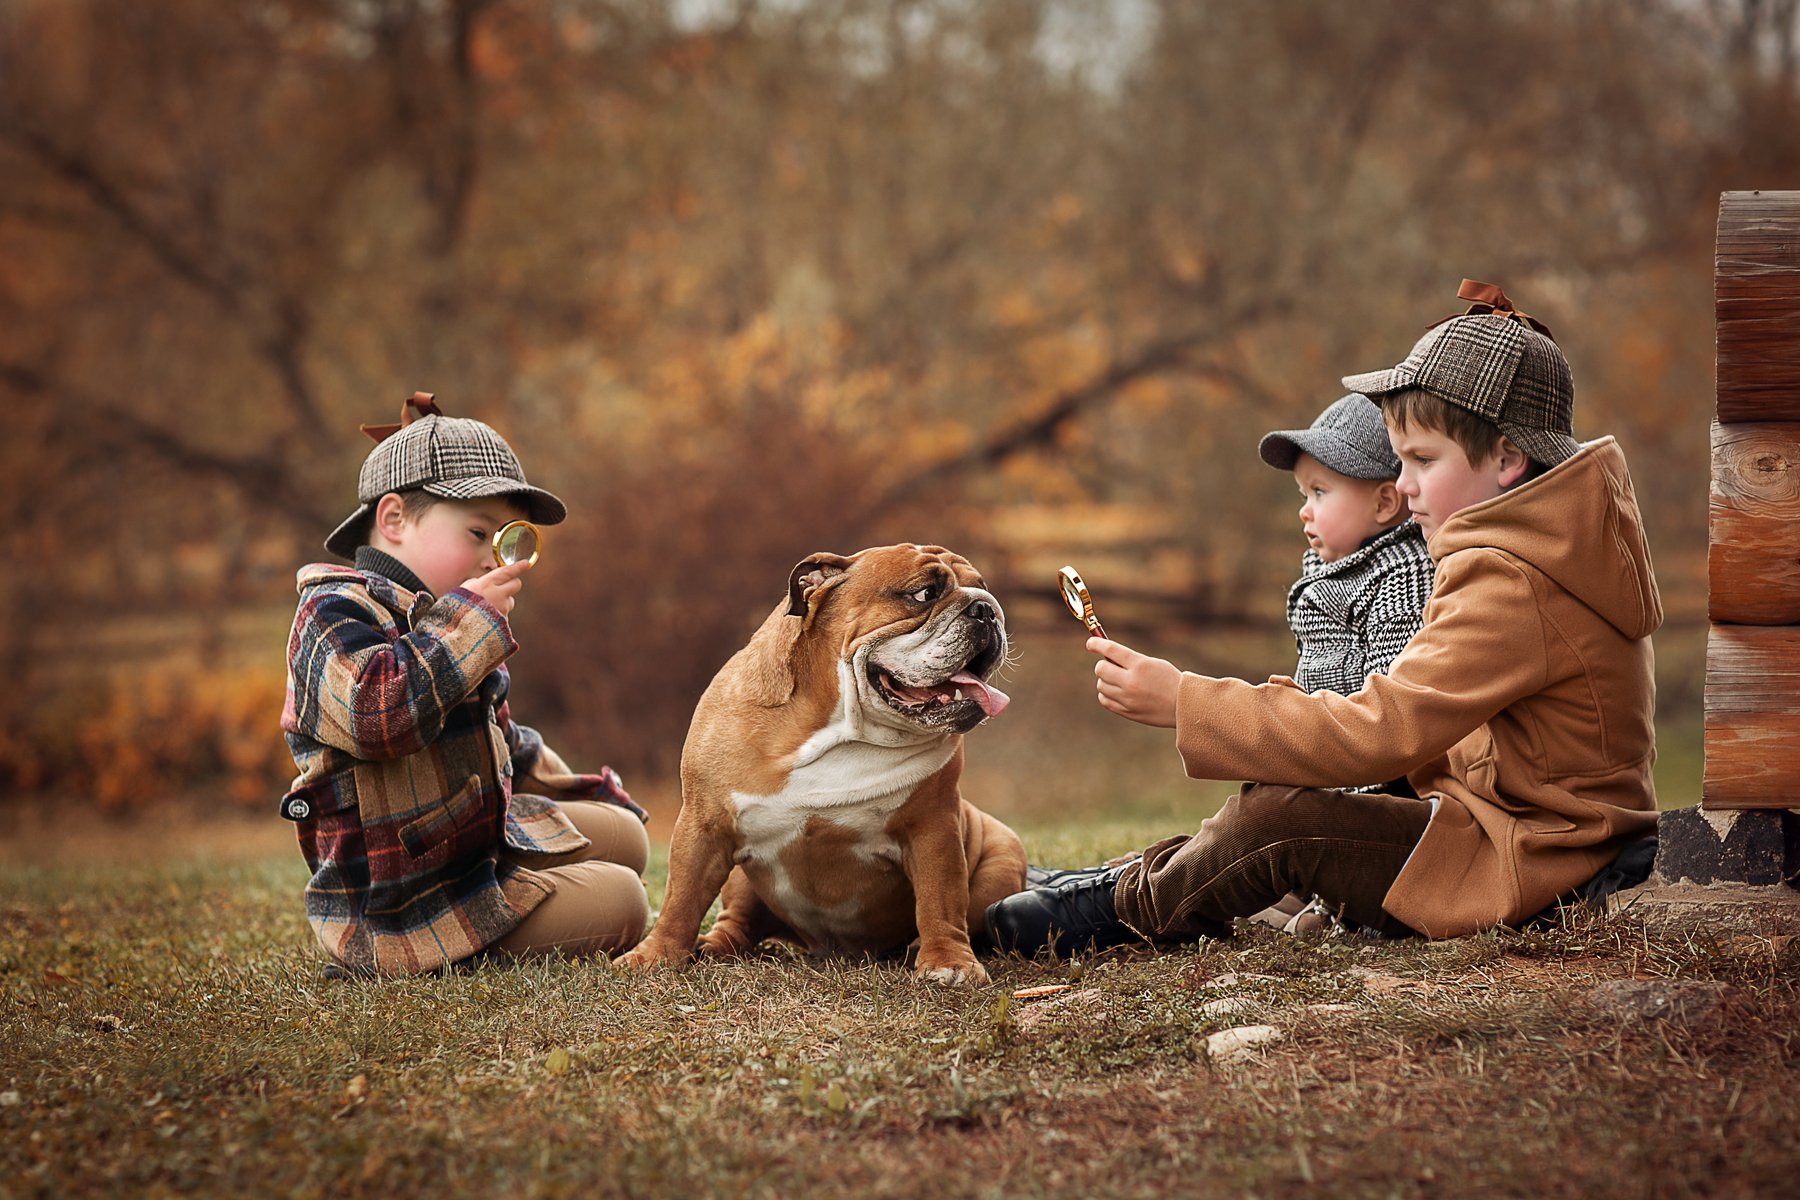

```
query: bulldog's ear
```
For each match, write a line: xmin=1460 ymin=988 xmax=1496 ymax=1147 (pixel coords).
xmin=785 ymin=552 xmax=855 ymax=617
xmin=741 ymin=608 xmax=805 ymax=707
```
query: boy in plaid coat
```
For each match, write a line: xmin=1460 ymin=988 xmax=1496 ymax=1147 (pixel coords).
xmin=280 ymin=392 xmax=650 ymax=976
xmin=992 ymin=282 xmax=1660 ymax=954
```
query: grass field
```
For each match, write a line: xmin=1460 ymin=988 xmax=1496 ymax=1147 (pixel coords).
xmin=3 ymin=800 xmax=1797 ymax=1200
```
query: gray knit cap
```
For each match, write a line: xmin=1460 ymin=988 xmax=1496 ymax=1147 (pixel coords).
xmin=324 ymin=392 xmax=566 ymax=560
xmin=1259 ymin=393 xmax=1400 ymax=480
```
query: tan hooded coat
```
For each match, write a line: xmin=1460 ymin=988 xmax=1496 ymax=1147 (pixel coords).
xmin=1173 ymin=437 xmax=1661 ymax=936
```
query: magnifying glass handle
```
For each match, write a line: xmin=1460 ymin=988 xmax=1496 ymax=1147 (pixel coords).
xmin=1088 ymin=619 xmax=1108 ymax=641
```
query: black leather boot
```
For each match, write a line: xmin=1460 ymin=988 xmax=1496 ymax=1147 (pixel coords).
xmin=1025 ymin=863 xmax=1109 ymax=889
xmin=986 ymin=866 xmax=1141 ymax=958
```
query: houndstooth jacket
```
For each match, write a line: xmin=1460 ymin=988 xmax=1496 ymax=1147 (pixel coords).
xmin=1287 ymin=520 xmax=1434 ymax=699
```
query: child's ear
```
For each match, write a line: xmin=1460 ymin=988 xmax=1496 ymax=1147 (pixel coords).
xmin=1375 ymin=481 xmax=1406 ymax=524
xmin=1494 ymin=437 xmax=1531 ymax=489
xmin=371 ymin=493 xmax=408 ymax=546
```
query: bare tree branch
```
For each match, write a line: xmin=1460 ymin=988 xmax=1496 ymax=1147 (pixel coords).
xmin=0 ymin=360 xmax=334 ymax=531
xmin=0 ymin=121 xmax=245 ymax=308
xmin=0 ymin=119 xmax=334 ymax=445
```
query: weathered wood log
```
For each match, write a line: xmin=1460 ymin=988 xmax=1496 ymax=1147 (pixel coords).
xmin=1703 ymin=623 xmax=1800 ymax=810
xmin=1716 ymin=190 xmax=1800 ymax=423
xmin=1709 ymin=421 xmax=1800 ymax=624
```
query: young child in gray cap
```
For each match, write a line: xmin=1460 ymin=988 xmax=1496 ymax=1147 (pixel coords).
xmin=1258 ymin=392 xmax=1434 ymax=703
xmin=1253 ymin=393 xmax=1434 ymax=932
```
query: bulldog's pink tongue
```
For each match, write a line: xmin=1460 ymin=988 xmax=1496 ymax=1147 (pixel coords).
xmin=951 ymin=671 xmax=1010 ymax=718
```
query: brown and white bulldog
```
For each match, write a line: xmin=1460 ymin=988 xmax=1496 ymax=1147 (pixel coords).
xmin=618 ymin=544 xmax=1028 ymax=985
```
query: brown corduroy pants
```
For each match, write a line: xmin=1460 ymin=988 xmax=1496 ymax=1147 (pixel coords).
xmin=1113 ymin=784 xmax=1433 ymax=939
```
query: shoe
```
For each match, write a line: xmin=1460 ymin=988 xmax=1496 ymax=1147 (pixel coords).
xmin=1024 ymin=863 xmax=1120 ymax=889
xmin=986 ymin=866 xmax=1140 ymax=958
xmin=1282 ymin=895 xmax=1333 ymax=936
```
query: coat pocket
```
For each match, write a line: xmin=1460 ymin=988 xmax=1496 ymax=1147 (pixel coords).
xmin=398 ymin=774 xmax=486 ymax=859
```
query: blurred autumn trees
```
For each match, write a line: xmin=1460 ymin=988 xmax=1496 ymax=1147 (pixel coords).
xmin=2 ymin=0 xmax=1796 ymax=805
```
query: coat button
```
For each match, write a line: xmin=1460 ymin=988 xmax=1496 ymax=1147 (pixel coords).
xmin=285 ymin=798 xmax=311 ymax=820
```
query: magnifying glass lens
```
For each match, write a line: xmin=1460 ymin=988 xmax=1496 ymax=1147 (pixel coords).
xmin=1056 ymin=565 xmax=1105 ymax=640
xmin=493 ymin=521 xmax=541 ymax=568
xmin=1059 ymin=574 xmax=1086 ymax=619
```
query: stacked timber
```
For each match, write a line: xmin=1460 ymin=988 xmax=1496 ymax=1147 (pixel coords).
xmin=1706 ymin=190 xmax=1800 ymax=810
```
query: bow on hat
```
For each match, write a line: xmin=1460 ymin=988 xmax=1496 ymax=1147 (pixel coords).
xmin=1430 ymin=279 xmax=1555 ymax=342
xmin=360 ymin=391 xmax=444 ymax=443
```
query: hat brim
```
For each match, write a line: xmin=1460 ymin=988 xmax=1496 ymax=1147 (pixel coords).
xmin=423 ymin=477 xmax=568 ymax=525
xmin=1258 ymin=429 xmax=1397 ymax=481
xmin=324 ymin=501 xmax=376 ymax=561
xmin=1499 ymin=422 xmax=1580 ymax=467
xmin=1340 ymin=366 xmax=1411 ymax=398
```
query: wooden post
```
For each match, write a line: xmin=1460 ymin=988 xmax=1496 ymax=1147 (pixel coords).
xmin=1706 ymin=190 xmax=1800 ymax=810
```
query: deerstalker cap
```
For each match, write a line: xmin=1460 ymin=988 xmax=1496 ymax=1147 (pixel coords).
xmin=324 ymin=392 xmax=567 ymax=560
xmin=1342 ymin=281 xmax=1578 ymax=467
xmin=1259 ymin=393 xmax=1399 ymax=480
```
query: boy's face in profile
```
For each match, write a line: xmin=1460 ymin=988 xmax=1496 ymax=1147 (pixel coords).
xmin=1291 ymin=453 xmax=1405 ymax=562
xmin=1387 ymin=423 xmax=1524 ymax=541
xmin=375 ymin=495 xmax=530 ymax=598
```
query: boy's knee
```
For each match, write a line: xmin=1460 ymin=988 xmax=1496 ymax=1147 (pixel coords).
xmin=563 ymin=801 xmax=651 ymax=875
xmin=496 ymin=860 xmax=649 ymax=959
xmin=1213 ymin=783 xmax=1310 ymax=839
xmin=616 ymin=815 xmax=651 ymax=876
xmin=593 ymin=861 xmax=651 ymax=946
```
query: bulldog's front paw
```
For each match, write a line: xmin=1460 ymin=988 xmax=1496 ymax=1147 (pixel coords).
xmin=695 ymin=928 xmax=745 ymax=958
xmin=615 ymin=939 xmax=687 ymax=972
xmin=913 ymin=957 xmax=990 ymax=987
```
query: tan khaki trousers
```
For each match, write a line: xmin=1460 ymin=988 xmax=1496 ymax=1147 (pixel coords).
xmin=493 ymin=801 xmax=651 ymax=960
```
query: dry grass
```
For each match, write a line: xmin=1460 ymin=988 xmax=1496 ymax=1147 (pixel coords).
xmin=3 ymin=807 xmax=1797 ymax=1200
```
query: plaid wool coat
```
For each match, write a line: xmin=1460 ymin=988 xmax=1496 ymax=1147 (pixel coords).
xmin=280 ymin=562 xmax=645 ymax=976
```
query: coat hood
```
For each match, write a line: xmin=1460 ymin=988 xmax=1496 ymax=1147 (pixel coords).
xmin=1427 ymin=437 xmax=1661 ymax=640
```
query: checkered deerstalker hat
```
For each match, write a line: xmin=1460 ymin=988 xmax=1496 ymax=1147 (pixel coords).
xmin=324 ymin=391 xmax=567 ymax=560
xmin=1341 ymin=280 xmax=1579 ymax=467
xmin=1258 ymin=393 xmax=1399 ymax=480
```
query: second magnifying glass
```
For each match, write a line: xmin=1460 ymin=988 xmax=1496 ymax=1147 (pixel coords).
xmin=1057 ymin=565 xmax=1107 ymax=641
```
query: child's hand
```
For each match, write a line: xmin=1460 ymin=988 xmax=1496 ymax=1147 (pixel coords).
xmin=1088 ymin=637 xmax=1180 ymax=728
xmin=460 ymin=558 xmax=532 ymax=617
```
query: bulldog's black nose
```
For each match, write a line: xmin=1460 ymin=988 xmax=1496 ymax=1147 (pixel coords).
xmin=965 ymin=600 xmax=998 ymax=624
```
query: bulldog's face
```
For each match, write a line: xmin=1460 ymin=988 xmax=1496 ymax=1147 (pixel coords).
xmin=791 ymin=544 xmax=1010 ymax=736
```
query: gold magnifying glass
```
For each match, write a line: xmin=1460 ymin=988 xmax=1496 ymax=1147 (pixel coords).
xmin=1057 ymin=565 xmax=1107 ymax=640
xmin=492 ymin=520 xmax=542 ymax=569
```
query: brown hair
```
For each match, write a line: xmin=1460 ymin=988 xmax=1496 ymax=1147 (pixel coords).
xmin=1380 ymin=388 xmax=1548 ymax=480
xmin=397 ymin=488 xmax=444 ymax=521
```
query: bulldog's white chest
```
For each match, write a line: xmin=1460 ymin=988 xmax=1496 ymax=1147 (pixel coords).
xmin=729 ymin=725 xmax=955 ymax=948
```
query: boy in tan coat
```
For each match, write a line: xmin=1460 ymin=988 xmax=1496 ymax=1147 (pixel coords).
xmin=988 ymin=284 xmax=1662 ymax=951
